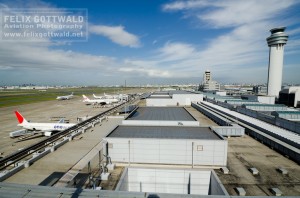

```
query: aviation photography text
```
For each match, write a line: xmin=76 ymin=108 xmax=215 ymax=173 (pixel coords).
xmin=1 ymin=9 xmax=88 ymax=41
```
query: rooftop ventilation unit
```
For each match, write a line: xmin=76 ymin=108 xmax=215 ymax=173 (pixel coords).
xmin=220 ymin=167 xmax=229 ymax=174
xmin=270 ymin=188 xmax=283 ymax=196
xmin=235 ymin=187 xmax=246 ymax=196
xmin=277 ymin=167 xmax=288 ymax=175
xmin=249 ymin=168 xmax=259 ymax=175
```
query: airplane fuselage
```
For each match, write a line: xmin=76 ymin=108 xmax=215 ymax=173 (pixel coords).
xmin=56 ymin=96 xmax=72 ymax=100
xmin=83 ymin=95 xmax=119 ymax=105
xmin=56 ymin=93 xmax=73 ymax=100
xmin=18 ymin=122 xmax=75 ymax=131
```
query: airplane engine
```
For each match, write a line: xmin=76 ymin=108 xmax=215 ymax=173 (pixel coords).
xmin=44 ymin=131 xmax=52 ymax=136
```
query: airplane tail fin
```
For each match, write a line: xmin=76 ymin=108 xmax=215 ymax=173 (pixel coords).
xmin=71 ymin=92 xmax=74 ymax=95
xmin=82 ymin=95 xmax=89 ymax=102
xmin=15 ymin=111 xmax=29 ymax=125
xmin=93 ymin=94 xmax=97 ymax=98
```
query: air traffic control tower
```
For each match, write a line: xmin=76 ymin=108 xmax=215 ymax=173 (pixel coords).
xmin=266 ymin=27 xmax=288 ymax=98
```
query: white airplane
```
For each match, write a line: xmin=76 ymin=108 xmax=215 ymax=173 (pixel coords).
xmin=82 ymin=95 xmax=119 ymax=105
xmin=56 ymin=92 xmax=74 ymax=100
xmin=14 ymin=111 xmax=75 ymax=136
xmin=104 ymin=93 xmax=117 ymax=99
xmin=93 ymin=94 xmax=105 ymax=99
xmin=106 ymin=93 xmax=129 ymax=101
xmin=93 ymin=93 xmax=119 ymax=99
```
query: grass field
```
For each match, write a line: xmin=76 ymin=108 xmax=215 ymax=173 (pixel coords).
xmin=0 ymin=87 xmax=124 ymax=108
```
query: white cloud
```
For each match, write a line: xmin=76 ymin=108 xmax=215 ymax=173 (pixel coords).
xmin=116 ymin=42 xmax=199 ymax=79
xmin=89 ymin=25 xmax=141 ymax=48
xmin=0 ymin=5 xmax=117 ymax=72
xmin=158 ymin=42 xmax=196 ymax=61
xmin=119 ymin=67 xmax=171 ymax=78
xmin=1 ymin=0 xmax=299 ymax=85
xmin=0 ymin=2 xmax=135 ymax=85
xmin=287 ymin=27 xmax=300 ymax=36
xmin=0 ymin=1 xmax=144 ymax=85
xmin=162 ymin=0 xmax=209 ymax=11
xmin=120 ymin=59 xmax=172 ymax=78
xmin=198 ymin=0 xmax=295 ymax=28
xmin=0 ymin=41 xmax=117 ymax=71
xmin=163 ymin=0 xmax=296 ymax=27
xmin=159 ymin=0 xmax=299 ymax=83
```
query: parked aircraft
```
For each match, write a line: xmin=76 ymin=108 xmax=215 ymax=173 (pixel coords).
xmin=56 ymin=92 xmax=74 ymax=100
xmin=14 ymin=111 xmax=75 ymax=136
xmin=93 ymin=94 xmax=105 ymax=99
xmin=104 ymin=93 xmax=118 ymax=99
xmin=93 ymin=93 xmax=119 ymax=99
xmin=94 ymin=93 xmax=129 ymax=102
xmin=82 ymin=95 xmax=119 ymax=105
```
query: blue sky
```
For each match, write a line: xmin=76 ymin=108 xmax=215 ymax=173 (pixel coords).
xmin=0 ymin=0 xmax=300 ymax=86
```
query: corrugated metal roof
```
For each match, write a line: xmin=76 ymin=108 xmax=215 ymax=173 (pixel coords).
xmin=225 ymin=100 xmax=257 ymax=102
xmin=202 ymin=101 xmax=300 ymax=146
xmin=127 ymin=107 xmax=196 ymax=121
xmin=118 ymin=105 xmax=137 ymax=114
xmin=140 ymin=93 xmax=151 ymax=99
xmin=273 ymin=111 xmax=300 ymax=115
xmin=149 ymin=95 xmax=172 ymax=98
xmin=169 ymin=90 xmax=194 ymax=95
xmin=242 ymin=104 xmax=286 ymax=107
xmin=107 ymin=126 xmax=221 ymax=140
xmin=151 ymin=92 xmax=169 ymax=95
xmin=151 ymin=90 xmax=198 ymax=96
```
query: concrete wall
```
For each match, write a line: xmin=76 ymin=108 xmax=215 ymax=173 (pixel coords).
xmin=225 ymin=100 xmax=259 ymax=105
xmin=118 ymin=169 xmax=129 ymax=191
xmin=146 ymin=98 xmax=177 ymax=106
xmin=244 ymin=95 xmax=275 ymax=104
xmin=244 ymin=105 xmax=287 ymax=111
xmin=105 ymin=138 xmax=227 ymax=166
xmin=295 ymin=90 xmax=300 ymax=107
xmin=215 ymin=92 xmax=227 ymax=96
xmin=192 ymin=102 xmax=230 ymax=126
xmin=172 ymin=94 xmax=203 ymax=106
xmin=209 ymin=171 xmax=228 ymax=195
xmin=121 ymin=120 xmax=200 ymax=126
xmin=117 ymin=168 xmax=209 ymax=195
xmin=237 ymin=107 xmax=300 ymax=135
xmin=116 ymin=167 xmax=227 ymax=195
xmin=211 ymin=125 xmax=245 ymax=137
xmin=274 ymin=112 xmax=300 ymax=120
xmin=257 ymin=96 xmax=275 ymax=104
xmin=200 ymin=101 xmax=300 ymax=164
xmin=192 ymin=103 xmax=245 ymax=137
xmin=146 ymin=94 xmax=203 ymax=106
